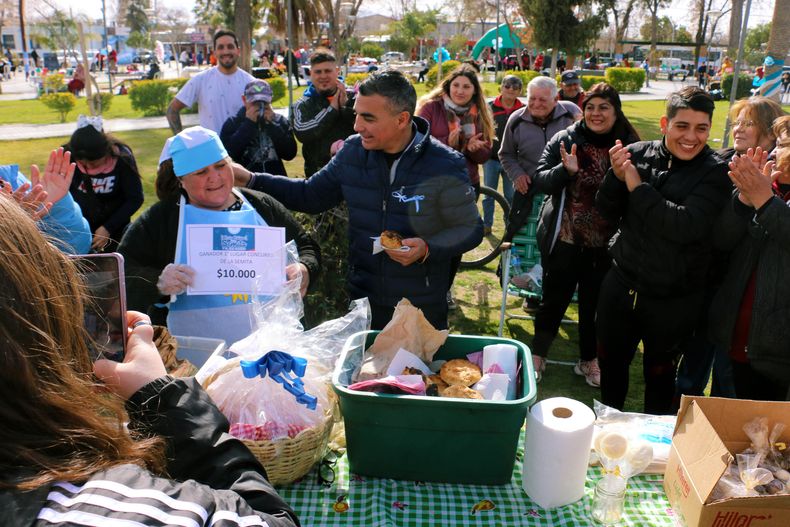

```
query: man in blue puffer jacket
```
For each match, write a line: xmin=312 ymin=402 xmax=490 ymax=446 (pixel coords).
xmin=237 ymin=69 xmax=483 ymax=329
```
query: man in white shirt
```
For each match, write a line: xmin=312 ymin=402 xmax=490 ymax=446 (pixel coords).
xmin=167 ymin=30 xmax=255 ymax=134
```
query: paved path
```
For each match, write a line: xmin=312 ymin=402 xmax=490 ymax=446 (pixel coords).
xmin=1 ymin=69 xmax=689 ymax=141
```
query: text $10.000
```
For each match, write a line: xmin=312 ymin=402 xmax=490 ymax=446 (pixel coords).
xmin=216 ymin=269 xmax=257 ymax=279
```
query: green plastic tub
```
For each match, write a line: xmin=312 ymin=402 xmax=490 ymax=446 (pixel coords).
xmin=332 ymin=331 xmax=537 ymax=485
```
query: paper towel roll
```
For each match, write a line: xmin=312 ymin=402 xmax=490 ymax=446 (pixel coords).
xmin=482 ymin=344 xmax=518 ymax=399
xmin=522 ymin=397 xmax=595 ymax=509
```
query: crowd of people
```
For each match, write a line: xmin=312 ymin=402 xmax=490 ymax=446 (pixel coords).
xmin=2 ymin=26 xmax=789 ymax=524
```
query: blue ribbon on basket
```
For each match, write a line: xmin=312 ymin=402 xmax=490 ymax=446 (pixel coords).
xmin=239 ymin=350 xmax=318 ymax=410
xmin=392 ymin=190 xmax=425 ymax=213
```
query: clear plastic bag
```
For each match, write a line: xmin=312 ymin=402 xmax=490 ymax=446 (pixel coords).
xmin=708 ymin=417 xmax=790 ymax=503
xmin=592 ymin=400 xmax=675 ymax=474
xmin=197 ymin=241 xmax=371 ymax=441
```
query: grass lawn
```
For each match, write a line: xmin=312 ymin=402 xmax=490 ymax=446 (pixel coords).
xmin=2 ymin=97 xmax=782 ymax=412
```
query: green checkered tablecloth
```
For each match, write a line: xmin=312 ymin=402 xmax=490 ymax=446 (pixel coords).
xmin=277 ymin=430 xmax=678 ymax=527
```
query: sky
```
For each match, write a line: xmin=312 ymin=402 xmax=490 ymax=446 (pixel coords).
xmin=48 ymin=0 xmax=776 ymax=33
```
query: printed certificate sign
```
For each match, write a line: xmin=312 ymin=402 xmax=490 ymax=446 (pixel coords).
xmin=185 ymin=224 xmax=286 ymax=296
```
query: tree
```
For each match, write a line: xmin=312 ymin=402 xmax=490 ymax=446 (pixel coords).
xmin=520 ymin=0 xmax=607 ymax=75
xmin=126 ymin=31 xmax=153 ymax=50
xmin=316 ymin=0 xmax=366 ymax=59
xmin=158 ymin=6 xmax=192 ymax=65
xmin=31 ymin=8 xmax=79 ymax=67
xmin=641 ymin=0 xmax=669 ymax=69
xmin=235 ymin=0 xmax=252 ymax=71
xmin=638 ymin=16 xmax=691 ymax=42
xmin=692 ymin=0 xmax=730 ymax=73
xmin=387 ymin=9 xmax=438 ymax=55
xmin=728 ymin=0 xmax=743 ymax=56
xmin=759 ymin=0 xmax=790 ymax=101
xmin=126 ymin=0 xmax=150 ymax=34
xmin=743 ymin=22 xmax=770 ymax=66
xmin=264 ymin=0 xmax=322 ymax=45
xmin=604 ymin=0 xmax=638 ymax=56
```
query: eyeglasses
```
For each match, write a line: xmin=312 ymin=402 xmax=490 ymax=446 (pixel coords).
xmin=733 ymin=119 xmax=755 ymax=128
xmin=502 ymin=82 xmax=522 ymax=90
xmin=317 ymin=450 xmax=340 ymax=487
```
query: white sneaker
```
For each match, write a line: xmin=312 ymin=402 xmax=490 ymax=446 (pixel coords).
xmin=447 ymin=290 xmax=457 ymax=310
xmin=533 ymin=355 xmax=546 ymax=383
xmin=574 ymin=358 xmax=601 ymax=387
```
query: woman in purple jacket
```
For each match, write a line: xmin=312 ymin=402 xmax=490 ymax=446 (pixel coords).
xmin=416 ymin=63 xmax=494 ymax=193
xmin=416 ymin=63 xmax=494 ymax=307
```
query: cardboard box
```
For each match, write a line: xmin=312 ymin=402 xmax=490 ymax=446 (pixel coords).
xmin=664 ymin=396 xmax=790 ymax=527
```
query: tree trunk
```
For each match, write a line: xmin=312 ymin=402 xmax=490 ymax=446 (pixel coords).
xmin=549 ymin=46 xmax=559 ymax=77
xmin=759 ymin=0 xmax=790 ymax=101
xmin=693 ymin=0 xmax=707 ymax=71
xmin=728 ymin=0 xmax=743 ymax=57
xmin=235 ymin=0 xmax=252 ymax=71
xmin=649 ymin=1 xmax=658 ymax=72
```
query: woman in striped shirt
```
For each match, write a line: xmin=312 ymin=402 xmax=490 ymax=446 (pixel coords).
xmin=0 ymin=192 xmax=299 ymax=527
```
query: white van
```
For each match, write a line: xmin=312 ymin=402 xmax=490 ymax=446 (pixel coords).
xmin=380 ymin=51 xmax=404 ymax=63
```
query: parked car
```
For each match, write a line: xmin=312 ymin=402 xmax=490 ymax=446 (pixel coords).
xmin=380 ymin=51 xmax=404 ymax=63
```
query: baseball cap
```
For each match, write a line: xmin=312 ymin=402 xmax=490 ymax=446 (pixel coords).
xmin=561 ymin=70 xmax=581 ymax=85
xmin=244 ymin=80 xmax=273 ymax=103
xmin=501 ymin=74 xmax=523 ymax=89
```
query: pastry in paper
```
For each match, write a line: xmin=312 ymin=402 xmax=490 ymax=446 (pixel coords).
xmin=355 ymin=298 xmax=448 ymax=381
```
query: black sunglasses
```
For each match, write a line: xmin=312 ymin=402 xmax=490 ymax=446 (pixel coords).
xmin=317 ymin=450 xmax=340 ymax=486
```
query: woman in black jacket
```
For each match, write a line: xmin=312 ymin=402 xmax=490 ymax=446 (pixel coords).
xmin=0 ymin=192 xmax=299 ymax=527
xmin=530 ymin=82 xmax=639 ymax=385
xmin=710 ymin=118 xmax=790 ymax=401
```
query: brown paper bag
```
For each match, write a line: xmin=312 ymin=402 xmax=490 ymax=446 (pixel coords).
xmin=355 ymin=299 xmax=448 ymax=381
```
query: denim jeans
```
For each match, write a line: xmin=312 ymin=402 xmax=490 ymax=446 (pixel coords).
xmin=482 ymin=159 xmax=514 ymax=227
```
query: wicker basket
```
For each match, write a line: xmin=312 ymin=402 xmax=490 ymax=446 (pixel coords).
xmin=243 ymin=408 xmax=334 ymax=486
xmin=203 ymin=360 xmax=336 ymax=486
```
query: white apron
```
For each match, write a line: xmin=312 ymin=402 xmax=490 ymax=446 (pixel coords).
xmin=168 ymin=191 xmax=269 ymax=345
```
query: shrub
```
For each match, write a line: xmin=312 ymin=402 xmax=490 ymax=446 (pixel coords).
xmin=88 ymin=91 xmax=113 ymax=114
xmin=721 ymin=73 xmax=753 ymax=100
xmin=267 ymin=76 xmax=286 ymax=102
xmin=344 ymin=72 xmax=369 ymax=86
xmin=128 ymin=80 xmax=173 ymax=116
xmin=251 ymin=67 xmax=279 ymax=80
xmin=425 ymin=60 xmax=460 ymax=88
xmin=604 ymin=67 xmax=646 ymax=93
xmin=360 ymin=43 xmax=384 ymax=59
xmin=43 ymin=73 xmax=65 ymax=93
xmin=40 ymin=93 xmax=77 ymax=122
xmin=296 ymin=207 xmax=351 ymax=328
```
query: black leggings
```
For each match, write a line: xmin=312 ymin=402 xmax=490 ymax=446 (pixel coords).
xmin=596 ymin=270 xmax=703 ymax=414
xmin=532 ymin=242 xmax=609 ymax=361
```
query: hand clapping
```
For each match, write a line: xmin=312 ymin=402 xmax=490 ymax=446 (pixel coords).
xmin=560 ymin=141 xmax=578 ymax=175
xmin=728 ymin=147 xmax=777 ymax=209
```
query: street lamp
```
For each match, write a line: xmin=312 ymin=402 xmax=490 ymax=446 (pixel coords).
xmin=703 ymin=9 xmax=722 ymax=63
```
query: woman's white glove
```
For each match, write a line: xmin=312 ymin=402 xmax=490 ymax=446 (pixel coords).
xmin=157 ymin=263 xmax=196 ymax=296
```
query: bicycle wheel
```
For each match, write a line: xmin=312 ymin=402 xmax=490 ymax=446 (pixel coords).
xmin=460 ymin=185 xmax=510 ymax=268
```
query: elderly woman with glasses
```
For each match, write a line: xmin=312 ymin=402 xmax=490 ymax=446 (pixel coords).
xmin=709 ymin=118 xmax=790 ymax=401
xmin=722 ymin=97 xmax=785 ymax=162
